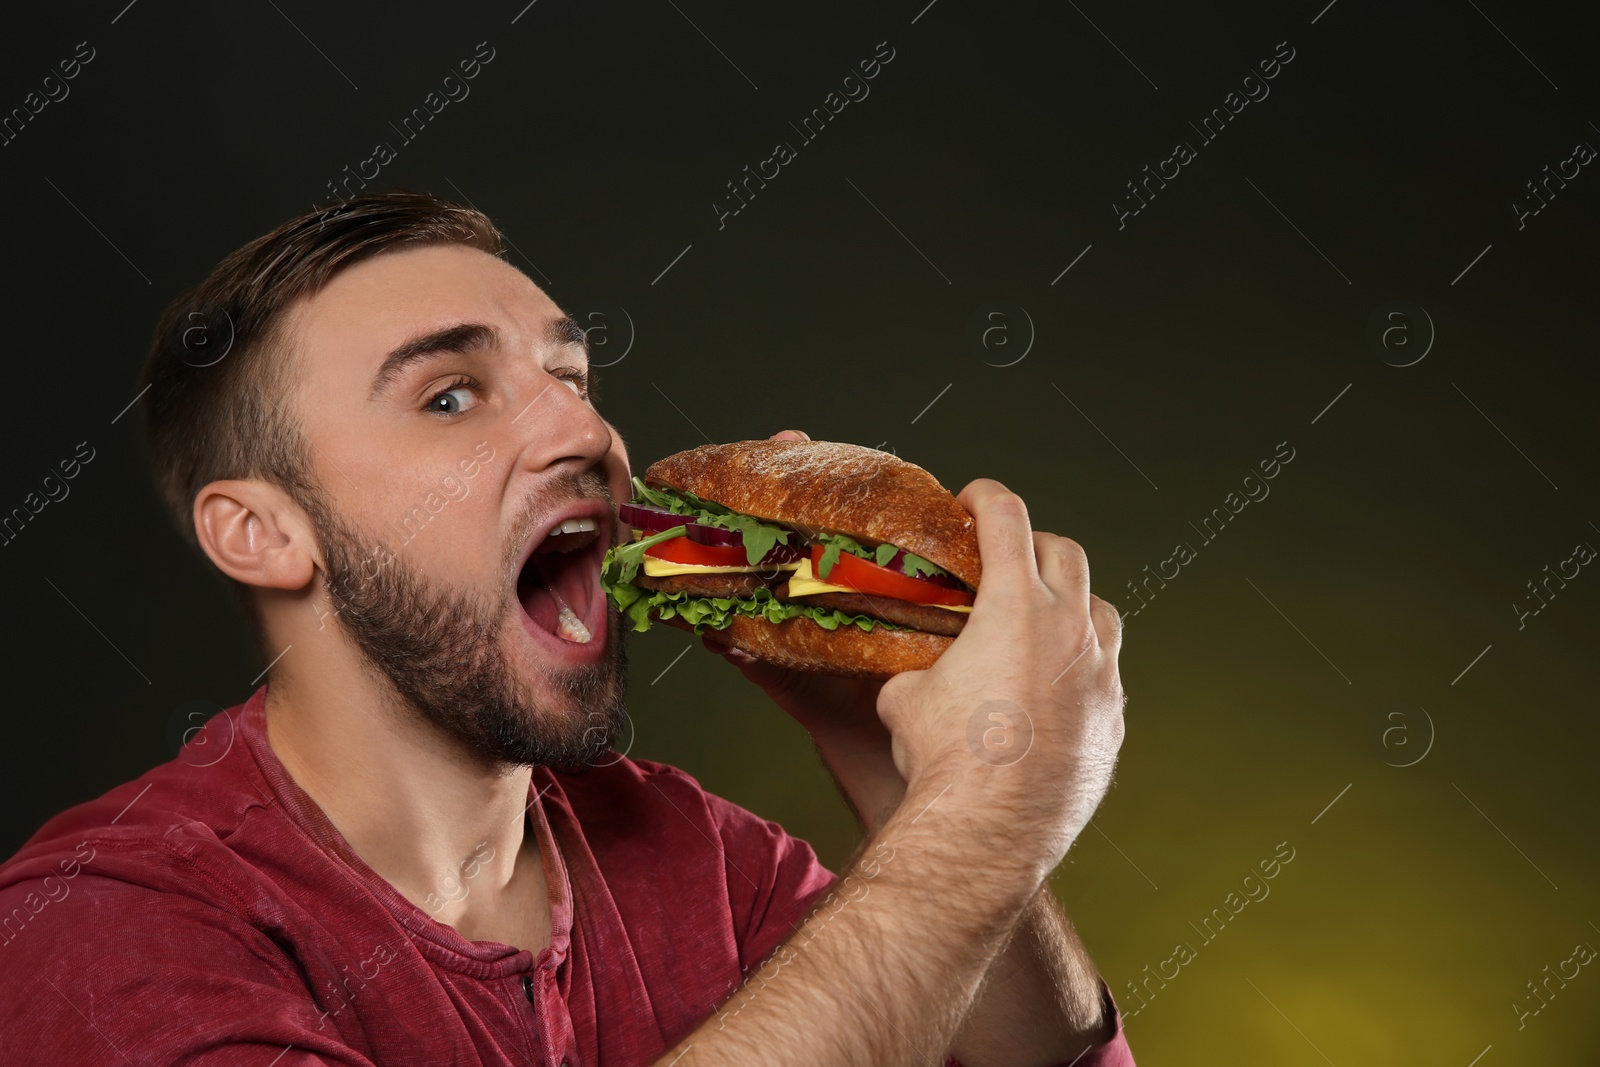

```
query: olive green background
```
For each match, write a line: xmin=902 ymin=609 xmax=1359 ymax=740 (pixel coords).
xmin=3 ymin=1 xmax=1596 ymax=1062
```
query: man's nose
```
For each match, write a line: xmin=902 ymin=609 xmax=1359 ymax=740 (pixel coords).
xmin=507 ymin=371 xmax=613 ymax=477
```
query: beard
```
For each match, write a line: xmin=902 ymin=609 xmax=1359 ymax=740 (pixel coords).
xmin=301 ymin=472 xmax=630 ymax=771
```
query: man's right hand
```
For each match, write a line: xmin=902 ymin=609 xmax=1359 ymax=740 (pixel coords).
xmin=875 ymin=478 xmax=1127 ymax=886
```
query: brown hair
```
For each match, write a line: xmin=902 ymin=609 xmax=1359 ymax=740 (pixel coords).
xmin=137 ymin=191 xmax=506 ymax=628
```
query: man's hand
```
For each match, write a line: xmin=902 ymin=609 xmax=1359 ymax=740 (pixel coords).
xmin=876 ymin=477 xmax=1127 ymax=882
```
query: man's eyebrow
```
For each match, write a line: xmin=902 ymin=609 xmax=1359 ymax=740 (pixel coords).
xmin=543 ymin=315 xmax=588 ymax=353
xmin=369 ymin=322 xmax=498 ymax=400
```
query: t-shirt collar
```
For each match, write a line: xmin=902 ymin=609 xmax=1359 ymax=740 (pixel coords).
xmin=240 ymin=684 xmax=574 ymax=977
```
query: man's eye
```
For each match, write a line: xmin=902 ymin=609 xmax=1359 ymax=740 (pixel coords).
xmin=558 ymin=369 xmax=589 ymax=398
xmin=425 ymin=378 xmax=481 ymax=416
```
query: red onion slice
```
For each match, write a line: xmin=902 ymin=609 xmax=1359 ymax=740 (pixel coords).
xmin=618 ymin=503 xmax=686 ymax=533
xmin=685 ymin=522 xmax=805 ymax=564
xmin=684 ymin=523 xmax=743 ymax=547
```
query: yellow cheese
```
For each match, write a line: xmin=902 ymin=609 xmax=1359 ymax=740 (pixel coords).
xmin=641 ymin=555 xmax=802 ymax=577
xmin=785 ymin=558 xmax=973 ymax=613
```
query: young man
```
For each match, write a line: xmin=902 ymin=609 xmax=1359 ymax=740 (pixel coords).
xmin=0 ymin=193 xmax=1134 ymax=1065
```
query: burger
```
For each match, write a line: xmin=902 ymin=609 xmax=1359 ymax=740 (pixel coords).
xmin=600 ymin=440 xmax=981 ymax=677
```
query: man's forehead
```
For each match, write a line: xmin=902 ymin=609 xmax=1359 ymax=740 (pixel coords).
xmin=286 ymin=244 xmax=561 ymax=367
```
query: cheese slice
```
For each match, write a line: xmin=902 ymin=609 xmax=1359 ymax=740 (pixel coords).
xmin=785 ymin=558 xmax=973 ymax=613
xmin=642 ymin=555 xmax=803 ymax=577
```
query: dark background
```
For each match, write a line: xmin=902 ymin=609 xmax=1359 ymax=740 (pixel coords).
xmin=4 ymin=1 xmax=1597 ymax=1062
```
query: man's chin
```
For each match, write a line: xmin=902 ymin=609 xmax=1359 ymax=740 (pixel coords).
xmin=505 ymin=600 xmax=625 ymax=682
xmin=494 ymin=607 xmax=631 ymax=767
xmin=308 ymin=483 xmax=632 ymax=771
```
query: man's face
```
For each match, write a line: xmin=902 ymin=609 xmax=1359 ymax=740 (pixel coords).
xmin=283 ymin=243 xmax=633 ymax=768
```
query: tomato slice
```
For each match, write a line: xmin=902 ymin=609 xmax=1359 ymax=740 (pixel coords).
xmin=647 ymin=536 xmax=759 ymax=568
xmin=810 ymin=546 xmax=975 ymax=607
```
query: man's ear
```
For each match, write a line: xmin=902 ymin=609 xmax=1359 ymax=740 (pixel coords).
xmin=193 ymin=480 xmax=318 ymax=592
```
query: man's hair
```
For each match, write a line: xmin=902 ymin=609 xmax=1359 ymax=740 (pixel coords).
xmin=137 ymin=190 xmax=506 ymax=631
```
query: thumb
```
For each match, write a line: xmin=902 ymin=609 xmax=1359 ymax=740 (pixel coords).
xmin=874 ymin=669 xmax=919 ymax=730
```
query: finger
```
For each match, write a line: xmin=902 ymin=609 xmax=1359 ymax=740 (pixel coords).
xmin=1034 ymin=532 xmax=1091 ymax=612
xmin=957 ymin=479 xmax=1039 ymax=596
xmin=701 ymin=633 xmax=752 ymax=663
xmin=1089 ymin=594 xmax=1123 ymax=655
xmin=769 ymin=430 xmax=811 ymax=442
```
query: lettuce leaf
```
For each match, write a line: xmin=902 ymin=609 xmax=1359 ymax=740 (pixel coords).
xmin=631 ymin=477 xmax=793 ymax=566
xmin=602 ymin=523 xmax=688 ymax=589
xmin=631 ymin=476 xmax=708 ymax=517
xmin=814 ymin=531 xmax=872 ymax=579
xmin=897 ymin=551 xmax=949 ymax=580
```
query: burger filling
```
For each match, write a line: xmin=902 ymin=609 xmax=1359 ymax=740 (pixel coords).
xmin=601 ymin=480 xmax=975 ymax=637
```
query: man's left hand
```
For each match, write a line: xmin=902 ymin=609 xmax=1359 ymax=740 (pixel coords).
xmin=700 ymin=429 xmax=908 ymax=830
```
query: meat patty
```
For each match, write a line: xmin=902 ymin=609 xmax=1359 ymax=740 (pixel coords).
xmin=634 ymin=572 xmax=773 ymax=599
xmin=775 ymin=584 xmax=968 ymax=637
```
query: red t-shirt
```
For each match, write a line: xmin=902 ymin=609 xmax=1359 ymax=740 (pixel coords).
xmin=0 ymin=686 xmax=1132 ymax=1065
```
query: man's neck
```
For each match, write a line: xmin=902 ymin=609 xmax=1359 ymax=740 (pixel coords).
xmin=262 ymin=662 xmax=548 ymax=950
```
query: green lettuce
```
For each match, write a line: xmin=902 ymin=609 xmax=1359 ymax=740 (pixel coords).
xmin=894 ymin=548 xmax=948 ymax=580
xmin=603 ymin=523 xmax=688 ymax=591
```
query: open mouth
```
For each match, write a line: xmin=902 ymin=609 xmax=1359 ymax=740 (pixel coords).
xmin=514 ymin=509 xmax=611 ymax=655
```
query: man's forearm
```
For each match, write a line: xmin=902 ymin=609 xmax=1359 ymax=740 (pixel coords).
xmin=663 ymin=779 xmax=1045 ymax=1067
xmin=809 ymin=727 xmax=1114 ymax=1066
xmin=948 ymin=884 xmax=1113 ymax=1066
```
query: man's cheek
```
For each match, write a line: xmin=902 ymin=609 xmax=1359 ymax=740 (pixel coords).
xmin=605 ymin=419 xmax=629 ymax=467
xmin=605 ymin=421 xmax=632 ymax=499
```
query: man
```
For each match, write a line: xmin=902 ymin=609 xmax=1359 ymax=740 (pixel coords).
xmin=0 ymin=192 xmax=1133 ymax=1065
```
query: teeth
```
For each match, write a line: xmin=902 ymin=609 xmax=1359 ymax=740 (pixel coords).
xmin=555 ymin=605 xmax=593 ymax=644
xmin=551 ymin=518 xmax=597 ymax=536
